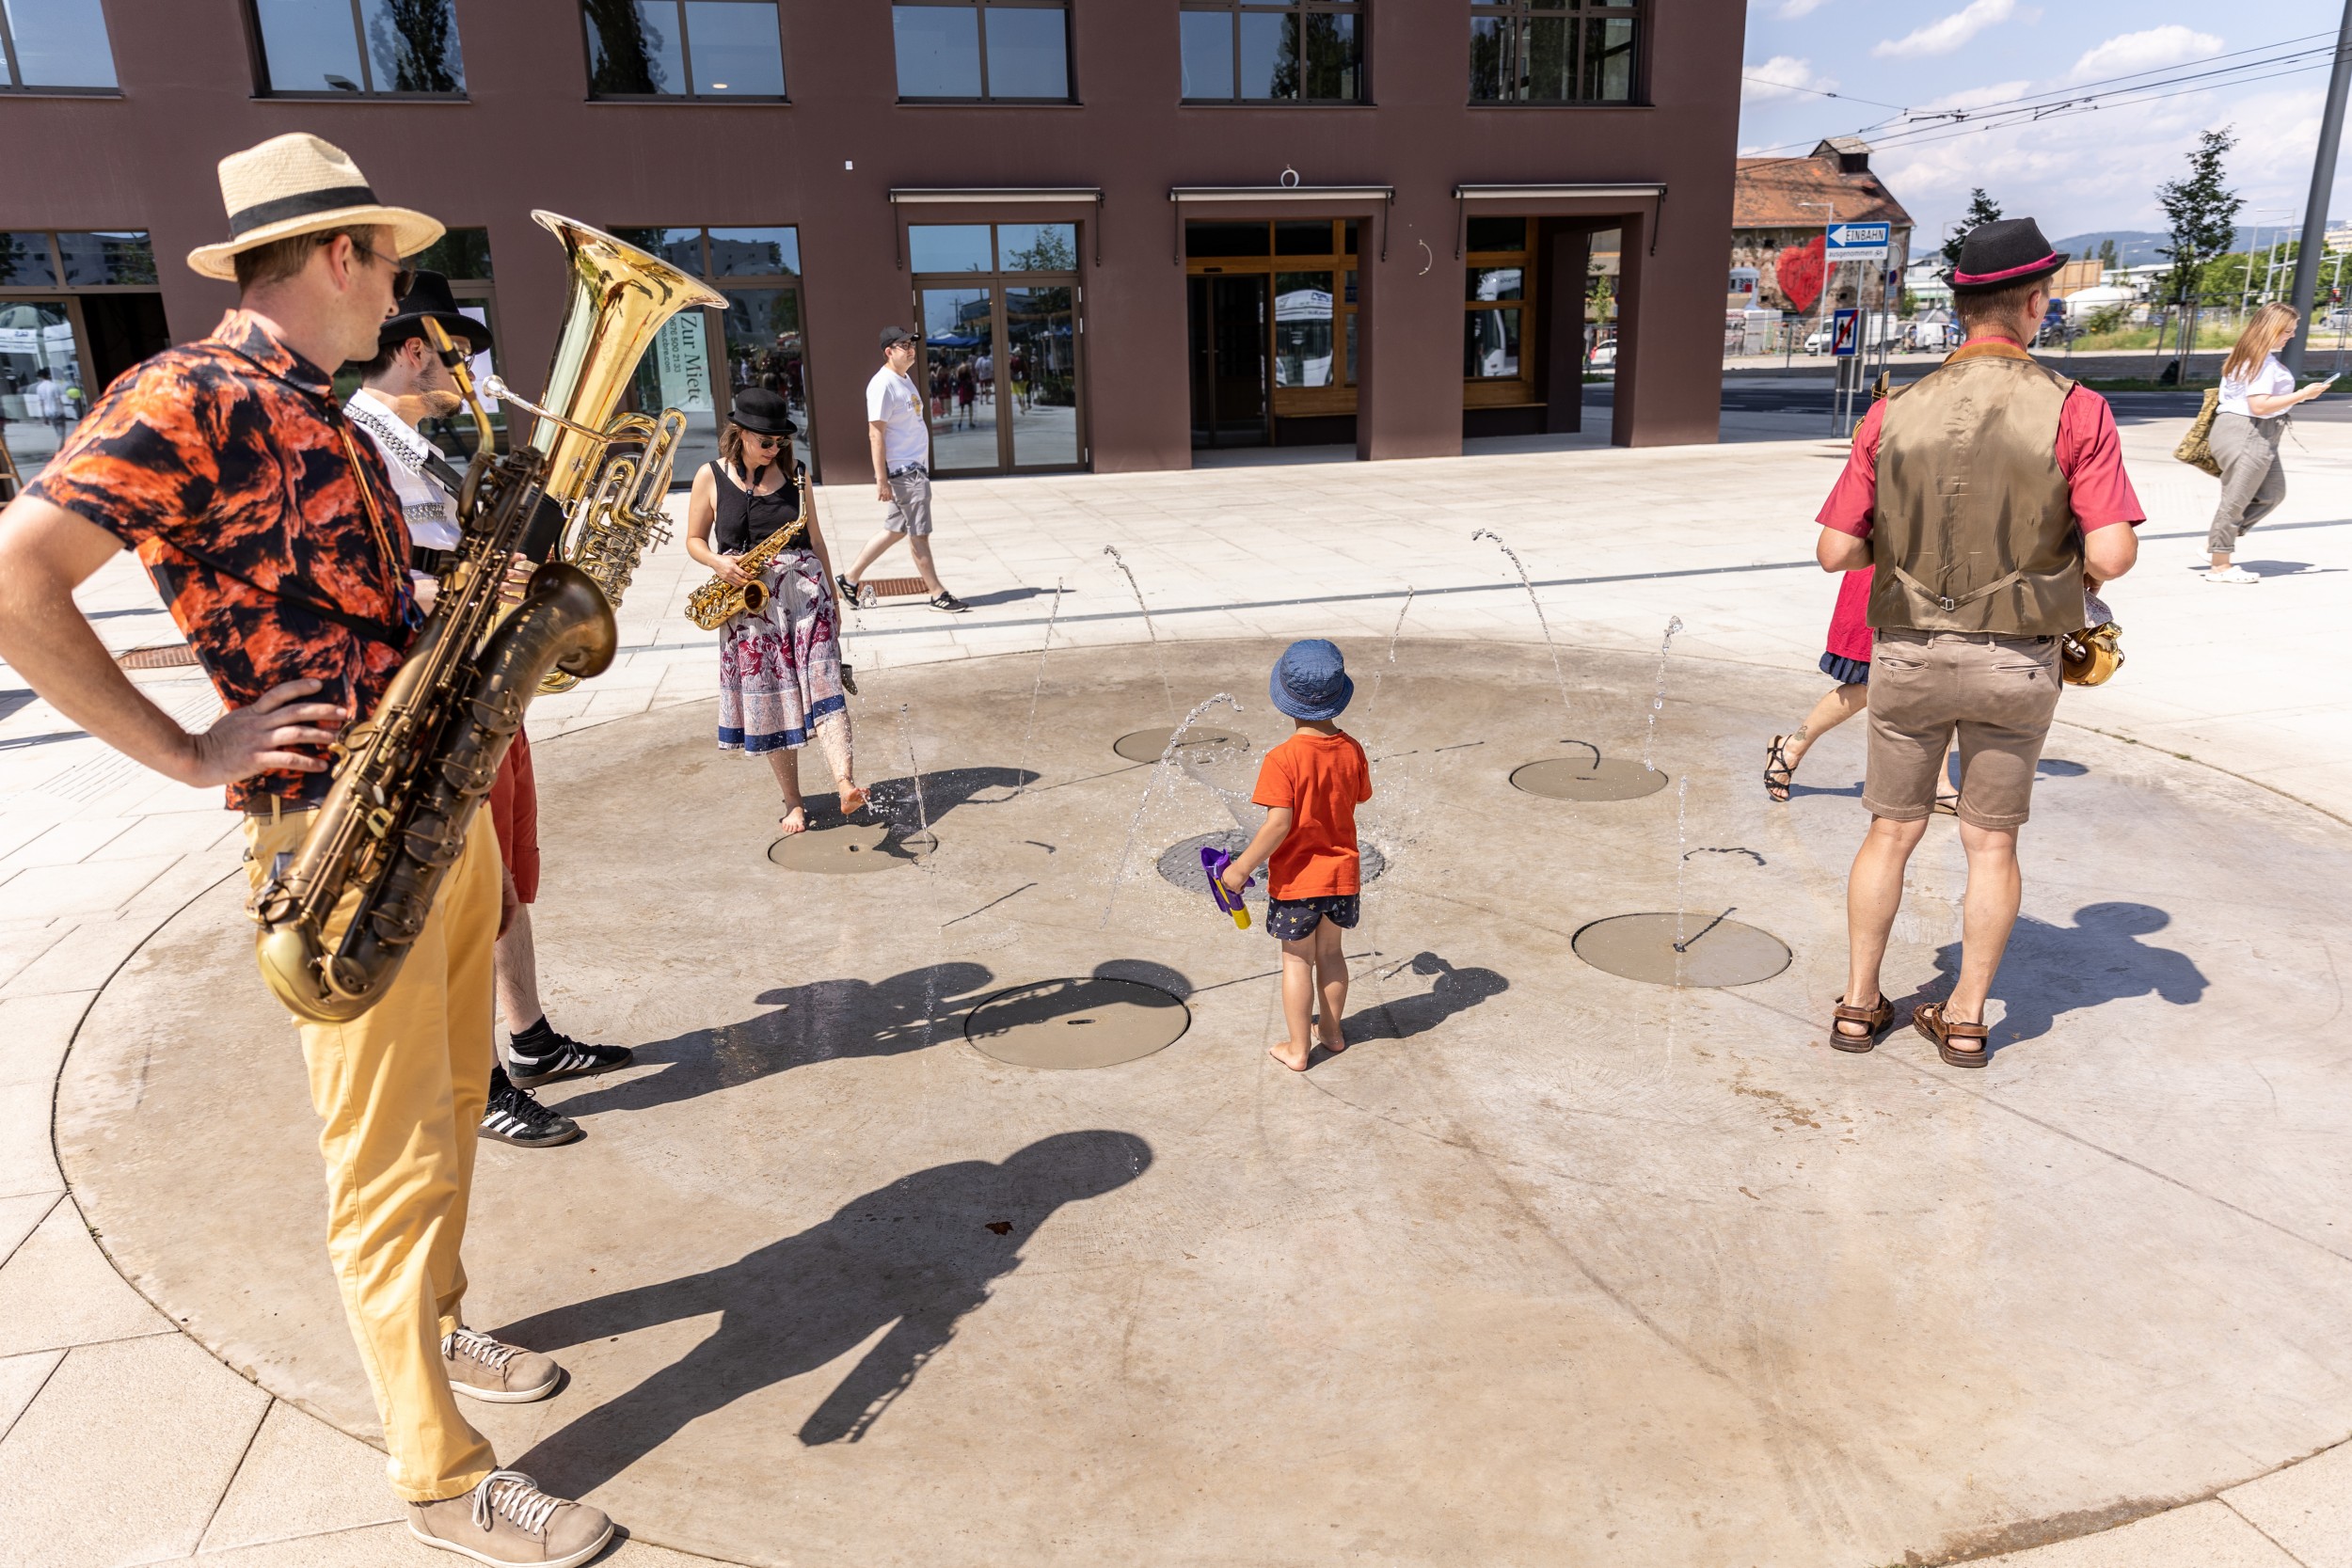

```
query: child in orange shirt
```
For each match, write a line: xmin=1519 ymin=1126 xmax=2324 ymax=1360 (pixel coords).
xmin=1220 ymin=640 xmax=1373 ymax=1071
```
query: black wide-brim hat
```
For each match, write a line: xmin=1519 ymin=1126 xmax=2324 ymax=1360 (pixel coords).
xmin=379 ymin=269 xmax=491 ymax=356
xmin=728 ymin=386 xmax=798 ymax=436
xmin=1948 ymin=217 xmax=2069 ymax=293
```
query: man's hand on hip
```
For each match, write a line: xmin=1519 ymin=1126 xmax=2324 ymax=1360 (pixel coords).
xmin=183 ymin=678 xmax=351 ymax=787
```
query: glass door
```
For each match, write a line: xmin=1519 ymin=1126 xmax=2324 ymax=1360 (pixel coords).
xmin=1005 ymin=284 xmax=1077 ymax=468
xmin=921 ymin=286 xmax=999 ymax=475
xmin=0 ymin=297 xmax=90 ymax=484
xmin=1187 ymin=273 xmax=1270 ymax=446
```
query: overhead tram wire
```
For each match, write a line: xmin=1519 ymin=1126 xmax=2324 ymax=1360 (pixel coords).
xmin=1740 ymin=28 xmax=2343 ymax=158
xmin=1850 ymin=56 xmax=2342 ymax=155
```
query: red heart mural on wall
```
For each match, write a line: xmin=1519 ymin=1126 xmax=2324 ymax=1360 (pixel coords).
xmin=1776 ymin=235 xmax=1826 ymax=313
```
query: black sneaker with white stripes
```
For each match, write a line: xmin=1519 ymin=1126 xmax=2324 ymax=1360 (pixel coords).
xmin=480 ymin=1069 xmax=581 ymax=1149
xmin=506 ymin=1025 xmax=633 ymax=1090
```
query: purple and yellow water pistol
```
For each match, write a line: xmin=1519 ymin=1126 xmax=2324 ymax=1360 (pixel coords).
xmin=1200 ymin=847 xmax=1253 ymax=930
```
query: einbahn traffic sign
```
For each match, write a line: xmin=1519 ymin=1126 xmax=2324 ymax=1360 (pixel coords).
xmin=1825 ymin=222 xmax=1891 ymax=263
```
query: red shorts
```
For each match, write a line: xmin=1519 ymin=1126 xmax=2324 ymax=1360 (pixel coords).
xmin=486 ymin=726 xmax=541 ymax=905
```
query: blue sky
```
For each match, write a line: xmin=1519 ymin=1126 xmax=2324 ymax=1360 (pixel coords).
xmin=1740 ymin=0 xmax=2351 ymax=248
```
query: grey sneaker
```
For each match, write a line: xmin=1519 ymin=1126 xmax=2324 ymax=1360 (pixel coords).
xmin=442 ymin=1326 xmax=560 ymax=1404
xmin=410 ymin=1470 xmax=612 ymax=1567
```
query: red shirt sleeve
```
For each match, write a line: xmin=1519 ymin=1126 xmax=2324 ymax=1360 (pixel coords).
xmin=2056 ymin=386 xmax=2144 ymax=532
xmin=1814 ymin=399 xmax=1883 ymax=538
xmin=1251 ymin=743 xmax=1296 ymax=812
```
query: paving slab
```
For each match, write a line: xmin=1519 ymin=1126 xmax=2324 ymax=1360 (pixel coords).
xmin=2223 ymin=1440 xmax=2352 ymax=1568
xmin=1969 ymin=1500 xmax=2303 ymax=1567
xmin=199 ymin=1401 xmax=405 ymax=1554
xmin=51 ymin=639 xmax=2352 ymax=1568
xmin=0 ymin=1332 xmax=267 ymax=1568
xmin=188 ymin=1520 xmax=737 ymax=1564
xmin=0 ymin=1199 xmax=173 ymax=1356
xmin=0 ymin=1353 xmax=59 ymax=1447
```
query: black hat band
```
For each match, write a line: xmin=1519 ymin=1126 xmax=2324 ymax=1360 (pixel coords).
xmin=227 ymin=183 xmax=381 ymax=237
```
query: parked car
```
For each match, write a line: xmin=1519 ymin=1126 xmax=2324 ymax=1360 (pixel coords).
xmin=1804 ymin=326 xmax=1832 ymax=355
xmin=1588 ymin=339 xmax=1616 ymax=372
xmin=1907 ymin=321 xmax=1961 ymax=352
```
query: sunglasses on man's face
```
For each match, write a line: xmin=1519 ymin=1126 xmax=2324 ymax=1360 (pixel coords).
xmin=337 ymin=236 xmax=416 ymax=301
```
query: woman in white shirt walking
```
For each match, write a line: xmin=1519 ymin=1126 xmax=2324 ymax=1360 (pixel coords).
xmin=2207 ymin=302 xmax=2330 ymax=583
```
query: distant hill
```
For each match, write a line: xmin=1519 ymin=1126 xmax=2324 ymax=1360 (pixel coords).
xmin=2055 ymin=227 xmax=2330 ymax=267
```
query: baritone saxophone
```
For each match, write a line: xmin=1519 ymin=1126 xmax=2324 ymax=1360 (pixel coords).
xmin=248 ymin=214 xmax=718 ymax=1022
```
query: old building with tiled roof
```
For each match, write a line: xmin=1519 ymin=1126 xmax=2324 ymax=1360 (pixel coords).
xmin=1731 ymin=139 xmax=1915 ymax=317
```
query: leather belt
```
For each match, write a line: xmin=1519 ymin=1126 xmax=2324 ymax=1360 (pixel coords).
xmin=242 ymin=777 xmax=333 ymax=816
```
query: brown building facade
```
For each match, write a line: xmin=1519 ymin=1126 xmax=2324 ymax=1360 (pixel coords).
xmin=1729 ymin=138 xmax=1911 ymax=322
xmin=0 ymin=0 xmax=1746 ymax=488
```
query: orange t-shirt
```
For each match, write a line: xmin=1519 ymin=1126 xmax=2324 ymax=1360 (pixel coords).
xmin=1251 ymin=729 xmax=1373 ymax=900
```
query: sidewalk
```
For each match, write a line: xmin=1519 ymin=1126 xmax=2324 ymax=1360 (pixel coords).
xmin=3 ymin=405 xmax=2348 ymax=1565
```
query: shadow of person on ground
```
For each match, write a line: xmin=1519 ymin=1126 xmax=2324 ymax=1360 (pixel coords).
xmin=549 ymin=962 xmax=996 ymax=1119
xmin=2237 ymin=560 xmax=2344 ymax=578
xmin=863 ymin=765 xmax=1038 ymax=827
xmin=501 ymin=1131 xmax=1153 ymax=1495
xmin=1924 ymin=901 xmax=2205 ymax=1048
xmin=1343 ymin=952 xmax=1507 ymax=1044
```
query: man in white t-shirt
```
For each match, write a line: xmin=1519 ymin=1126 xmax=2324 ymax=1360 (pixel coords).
xmin=839 ymin=325 xmax=965 ymax=613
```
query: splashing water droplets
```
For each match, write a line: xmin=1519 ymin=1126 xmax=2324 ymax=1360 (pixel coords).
xmin=1009 ymin=578 xmax=1064 ymax=799
xmin=1643 ymin=615 xmax=1686 ymax=771
xmin=1104 ymin=545 xmax=1175 ymax=721
xmin=1473 ymin=531 xmax=1575 ymax=735
xmin=1102 ymin=692 xmax=1242 ymax=927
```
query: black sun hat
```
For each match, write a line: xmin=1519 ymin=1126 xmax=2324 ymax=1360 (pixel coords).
xmin=728 ymin=386 xmax=798 ymax=436
xmin=379 ymin=270 xmax=491 ymax=356
xmin=1948 ymin=217 xmax=2070 ymax=293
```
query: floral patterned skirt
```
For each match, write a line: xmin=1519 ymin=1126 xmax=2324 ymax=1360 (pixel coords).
xmin=718 ymin=549 xmax=849 ymax=754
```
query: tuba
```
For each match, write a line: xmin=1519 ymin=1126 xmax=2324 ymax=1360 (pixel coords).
xmin=247 ymin=212 xmax=716 ymax=1022
xmin=474 ymin=215 xmax=725 ymax=692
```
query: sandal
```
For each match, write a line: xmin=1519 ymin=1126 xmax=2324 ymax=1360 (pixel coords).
xmin=1765 ymin=736 xmax=1797 ymax=803
xmin=1931 ymin=792 xmax=1961 ymax=816
xmin=1914 ymin=1002 xmax=1989 ymax=1068
xmin=1828 ymin=994 xmax=1894 ymax=1053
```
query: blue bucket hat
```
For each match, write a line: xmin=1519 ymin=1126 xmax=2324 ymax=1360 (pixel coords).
xmin=1268 ymin=639 xmax=1353 ymax=721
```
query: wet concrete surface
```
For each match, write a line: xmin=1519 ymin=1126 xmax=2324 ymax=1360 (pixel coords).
xmin=51 ymin=638 xmax=2352 ymax=1567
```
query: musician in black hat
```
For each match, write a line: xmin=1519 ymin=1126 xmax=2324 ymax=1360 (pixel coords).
xmin=1813 ymin=215 xmax=2143 ymax=1068
xmin=348 ymin=272 xmax=633 ymax=1152
xmin=685 ymin=386 xmax=866 ymax=836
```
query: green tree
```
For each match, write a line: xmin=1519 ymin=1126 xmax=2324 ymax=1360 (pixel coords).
xmin=1002 ymin=228 xmax=1077 ymax=273
xmin=1942 ymin=188 xmax=2003 ymax=270
xmin=2155 ymin=128 xmax=2242 ymax=360
xmin=2098 ymin=238 xmax=2118 ymax=271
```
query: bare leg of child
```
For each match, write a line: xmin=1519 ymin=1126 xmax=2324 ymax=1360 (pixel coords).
xmin=1271 ymin=929 xmax=1318 ymax=1071
xmin=766 ymin=747 xmax=806 ymax=835
xmin=1314 ymin=918 xmax=1349 ymax=1054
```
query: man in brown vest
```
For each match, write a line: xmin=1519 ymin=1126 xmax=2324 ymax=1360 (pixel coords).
xmin=1813 ymin=217 xmax=2142 ymax=1066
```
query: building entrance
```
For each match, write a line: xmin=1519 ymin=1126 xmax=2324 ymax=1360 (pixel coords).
xmin=910 ymin=222 xmax=1085 ymax=476
xmin=1187 ymin=274 xmax=1268 ymax=447
xmin=1184 ymin=219 xmax=1359 ymax=450
xmin=0 ymin=230 xmax=169 ymax=489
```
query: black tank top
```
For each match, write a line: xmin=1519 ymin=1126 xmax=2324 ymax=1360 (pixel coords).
xmin=709 ymin=460 xmax=805 ymax=555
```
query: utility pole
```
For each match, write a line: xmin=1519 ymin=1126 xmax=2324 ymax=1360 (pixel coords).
xmin=2286 ymin=0 xmax=2352 ymax=372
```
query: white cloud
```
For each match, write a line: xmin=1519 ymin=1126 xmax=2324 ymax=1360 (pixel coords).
xmin=1916 ymin=79 xmax=2033 ymax=114
xmin=1743 ymin=55 xmax=1834 ymax=105
xmin=1873 ymin=0 xmax=2019 ymax=60
xmin=1776 ymin=0 xmax=1831 ymax=17
xmin=2068 ymin=25 xmax=2222 ymax=84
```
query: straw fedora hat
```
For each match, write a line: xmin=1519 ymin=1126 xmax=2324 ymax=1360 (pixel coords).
xmin=186 ymin=133 xmax=442 ymax=282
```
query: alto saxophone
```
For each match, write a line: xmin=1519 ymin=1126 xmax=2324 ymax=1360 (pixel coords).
xmin=684 ymin=467 xmax=812 ymax=630
xmin=248 ymin=214 xmax=716 ymax=1023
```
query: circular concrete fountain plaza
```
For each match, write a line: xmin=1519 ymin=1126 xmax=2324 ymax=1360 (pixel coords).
xmin=54 ymin=638 xmax=2352 ymax=1567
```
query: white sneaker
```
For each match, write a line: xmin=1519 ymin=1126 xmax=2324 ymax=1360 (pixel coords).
xmin=2205 ymin=564 xmax=2259 ymax=583
xmin=409 ymin=1471 xmax=612 ymax=1567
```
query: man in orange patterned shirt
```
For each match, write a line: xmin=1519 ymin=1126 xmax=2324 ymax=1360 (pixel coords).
xmin=0 ymin=135 xmax=612 ymax=1567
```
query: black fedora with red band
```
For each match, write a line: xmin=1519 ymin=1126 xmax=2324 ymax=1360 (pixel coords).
xmin=1948 ymin=217 xmax=2069 ymax=293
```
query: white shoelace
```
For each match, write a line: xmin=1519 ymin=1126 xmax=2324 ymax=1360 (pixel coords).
xmin=442 ymin=1326 xmax=518 ymax=1372
xmin=472 ymin=1469 xmax=562 ymax=1536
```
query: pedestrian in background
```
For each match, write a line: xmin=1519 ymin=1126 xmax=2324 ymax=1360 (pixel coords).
xmin=840 ymin=325 xmax=966 ymax=613
xmin=2204 ymin=302 xmax=2330 ymax=585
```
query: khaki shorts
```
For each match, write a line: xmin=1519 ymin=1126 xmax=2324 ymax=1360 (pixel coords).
xmin=1864 ymin=629 xmax=2062 ymax=830
xmin=883 ymin=466 xmax=933 ymax=536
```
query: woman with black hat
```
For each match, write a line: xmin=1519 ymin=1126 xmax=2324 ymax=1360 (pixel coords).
xmin=684 ymin=388 xmax=865 ymax=835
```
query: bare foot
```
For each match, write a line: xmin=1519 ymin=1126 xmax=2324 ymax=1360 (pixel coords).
xmin=777 ymin=805 xmax=808 ymax=836
xmin=1268 ymin=1043 xmax=1311 ymax=1072
xmin=837 ymin=784 xmax=868 ymax=816
xmin=1319 ymin=1035 xmax=1347 ymax=1055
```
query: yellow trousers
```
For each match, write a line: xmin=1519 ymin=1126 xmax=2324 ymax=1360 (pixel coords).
xmin=243 ymin=808 xmax=501 ymax=1502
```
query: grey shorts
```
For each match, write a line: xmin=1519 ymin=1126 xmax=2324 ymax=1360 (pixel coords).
xmin=1864 ymin=629 xmax=2062 ymax=830
xmin=884 ymin=467 xmax=933 ymax=537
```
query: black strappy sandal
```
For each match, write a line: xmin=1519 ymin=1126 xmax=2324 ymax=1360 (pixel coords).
xmin=1765 ymin=736 xmax=1798 ymax=803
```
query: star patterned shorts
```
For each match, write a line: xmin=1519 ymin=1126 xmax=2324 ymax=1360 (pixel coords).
xmin=1265 ymin=894 xmax=1360 ymax=941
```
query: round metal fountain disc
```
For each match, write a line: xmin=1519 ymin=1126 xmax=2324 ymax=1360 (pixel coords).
xmin=1155 ymin=831 xmax=1387 ymax=901
xmin=1572 ymin=912 xmax=1791 ymax=988
xmin=765 ymin=820 xmax=904 ymax=873
xmin=1115 ymin=727 xmax=1247 ymax=764
xmin=964 ymin=978 xmax=1191 ymax=1069
xmin=1510 ymin=757 xmax=1670 ymax=801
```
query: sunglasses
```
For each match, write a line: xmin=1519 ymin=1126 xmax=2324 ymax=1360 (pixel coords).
xmin=337 ymin=235 xmax=416 ymax=299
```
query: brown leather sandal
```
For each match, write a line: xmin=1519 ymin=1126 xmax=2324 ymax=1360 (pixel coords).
xmin=1914 ymin=1002 xmax=1990 ymax=1068
xmin=1828 ymin=995 xmax=1895 ymax=1053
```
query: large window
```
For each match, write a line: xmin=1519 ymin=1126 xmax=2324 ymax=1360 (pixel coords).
xmin=1469 ymin=0 xmax=1639 ymax=104
xmin=908 ymin=222 xmax=1083 ymax=473
xmin=606 ymin=225 xmax=808 ymax=480
xmin=1180 ymin=1 xmax=1361 ymax=103
xmin=1 ymin=0 xmax=118 ymax=90
xmin=1463 ymin=217 xmax=1536 ymax=406
xmin=252 ymin=0 xmax=465 ymax=94
xmin=2 ymin=230 xmax=169 ymax=484
xmin=584 ymin=0 xmax=786 ymax=99
xmin=892 ymin=0 xmax=1070 ymax=101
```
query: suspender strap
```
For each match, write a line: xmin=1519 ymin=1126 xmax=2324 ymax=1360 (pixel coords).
xmin=1892 ymin=563 xmax=2026 ymax=614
